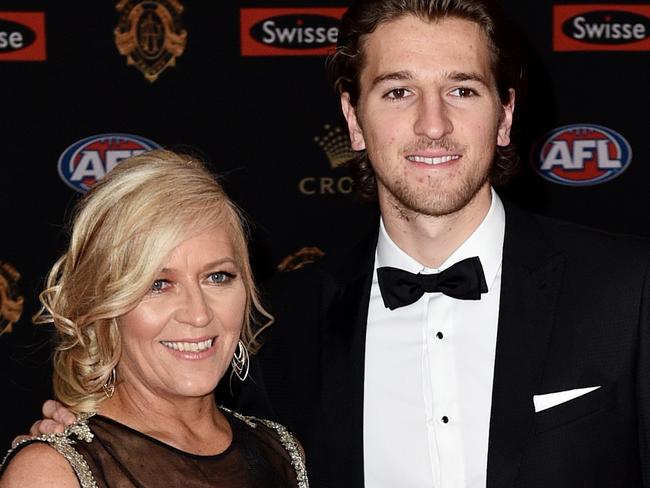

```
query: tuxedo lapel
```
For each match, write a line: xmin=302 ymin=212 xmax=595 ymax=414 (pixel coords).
xmin=318 ymin=229 xmax=378 ymax=487
xmin=486 ymin=202 xmax=565 ymax=488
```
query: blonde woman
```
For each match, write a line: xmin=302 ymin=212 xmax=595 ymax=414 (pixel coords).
xmin=0 ymin=150 xmax=307 ymax=488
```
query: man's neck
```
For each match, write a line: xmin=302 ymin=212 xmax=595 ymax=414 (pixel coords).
xmin=379 ymin=185 xmax=493 ymax=269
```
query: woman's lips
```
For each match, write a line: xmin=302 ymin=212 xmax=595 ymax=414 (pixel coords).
xmin=159 ymin=336 xmax=217 ymax=359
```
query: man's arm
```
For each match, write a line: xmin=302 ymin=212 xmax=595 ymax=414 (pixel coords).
xmin=637 ymin=255 xmax=650 ymax=487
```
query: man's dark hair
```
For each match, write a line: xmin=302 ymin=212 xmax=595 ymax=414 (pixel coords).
xmin=326 ymin=0 xmax=525 ymax=199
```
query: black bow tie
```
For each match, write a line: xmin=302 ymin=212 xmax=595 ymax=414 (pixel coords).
xmin=377 ymin=256 xmax=488 ymax=310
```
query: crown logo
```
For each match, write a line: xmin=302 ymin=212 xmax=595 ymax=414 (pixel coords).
xmin=313 ymin=124 xmax=355 ymax=169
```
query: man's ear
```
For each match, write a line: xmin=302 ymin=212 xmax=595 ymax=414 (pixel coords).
xmin=341 ymin=92 xmax=366 ymax=151
xmin=497 ymin=88 xmax=515 ymax=147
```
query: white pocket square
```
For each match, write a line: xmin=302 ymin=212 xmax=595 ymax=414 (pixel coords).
xmin=533 ymin=386 xmax=601 ymax=413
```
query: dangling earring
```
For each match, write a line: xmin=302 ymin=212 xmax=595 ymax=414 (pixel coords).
xmin=103 ymin=368 xmax=116 ymax=398
xmin=231 ymin=340 xmax=249 ymax=381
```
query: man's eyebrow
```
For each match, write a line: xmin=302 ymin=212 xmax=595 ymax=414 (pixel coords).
xmin=371 ymin=71 xmax=414 ymax=88
xmin=371 ymin=70 xmax=491 ymax=88
xmin=445 ymin=70 xmax=490 ymax=86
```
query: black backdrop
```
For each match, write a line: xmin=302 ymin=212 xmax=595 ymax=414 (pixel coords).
xmin=1 ymin=0 xmax=649 ymax=449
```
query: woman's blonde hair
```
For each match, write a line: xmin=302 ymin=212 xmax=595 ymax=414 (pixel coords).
xmin=34 ymin=149 xmax=271 ymax=413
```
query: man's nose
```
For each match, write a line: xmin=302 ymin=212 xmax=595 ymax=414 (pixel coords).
xmin=413 ymin=94 xmax=453 ymax=140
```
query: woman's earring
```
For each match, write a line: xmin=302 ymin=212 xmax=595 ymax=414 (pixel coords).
xmin=231 ymin=340 xmax=249 ymax=382
xmin=103 ymin=368 xmax=116 ymax=398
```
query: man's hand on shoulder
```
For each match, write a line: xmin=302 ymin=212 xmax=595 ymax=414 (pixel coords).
xmin=11 ymin=400 xmax=77 ymax=448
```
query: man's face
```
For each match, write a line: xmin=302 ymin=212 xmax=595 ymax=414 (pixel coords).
xmin=341 ymin=15 xmax=514 ymax=218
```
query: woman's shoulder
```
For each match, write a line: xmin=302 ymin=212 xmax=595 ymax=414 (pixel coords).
xmin=220 ymin=407 xmax=309 ymax=488
xmin=0 ymin=442 xmax=79 ymax=487
xmin=0 ymin=414 xmax=97 ymax=488
xmin=220 ymin=406 xmax=299 ymax=448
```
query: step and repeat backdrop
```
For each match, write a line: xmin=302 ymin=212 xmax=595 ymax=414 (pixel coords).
xmin=1 ymin=0 xmax=649 ymax=447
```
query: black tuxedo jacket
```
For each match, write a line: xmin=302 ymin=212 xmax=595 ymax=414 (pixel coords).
xmin=238 ymin=202 xmax=650 ymax=487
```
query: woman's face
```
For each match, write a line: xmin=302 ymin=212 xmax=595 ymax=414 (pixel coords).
xmin=116 ymin=225 xmax=247 ymax=400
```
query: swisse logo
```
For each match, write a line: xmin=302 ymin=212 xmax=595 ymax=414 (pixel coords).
xmin=0 ymin=19 xmax=35 ymax=51
xmin=565 ymin=11 xmax=649 ymax=43
xmin=58 ymin=134 xmax=161 ymax=193
xmin=554 ymin=5 xmax=650 ymax=51
xmin=241 ymin=8 xmax=346 ymax=56
xmin=0 ymin=12 xmax=46 ymax=60
xmin=532 ymin=124 xmax=632 ymax=186
xmin=252 ymin=15 xmax=338 ymax=49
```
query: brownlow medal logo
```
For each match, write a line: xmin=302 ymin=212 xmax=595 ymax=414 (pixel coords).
xmin=277 ymin=247 xmax=325 ymax=272
xmin=114 ymin=0 xmax=187 ymax=82
xmin=0 ymin=261 xmax=24 ymax=336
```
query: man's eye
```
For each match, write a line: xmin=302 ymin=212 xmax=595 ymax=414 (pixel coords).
xmin=208 ymin=272 xmax=235 ymax=284
xmin=450 ymin=87 xmax=476 ymax=98
xmin=385 ymin=88 xmax=411 ymax=100
xmin=151 ymin=279 xmax=169 ymax=292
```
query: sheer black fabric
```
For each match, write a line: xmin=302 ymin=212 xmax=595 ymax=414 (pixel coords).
xmin=2 ymin=409 xmax=301 ymax=487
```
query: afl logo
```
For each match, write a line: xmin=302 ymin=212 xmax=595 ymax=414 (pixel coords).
xmin=58 ymin=134 xmax=161 ymax=193
xmin=532 ymin=124 xmax=632 ymax=186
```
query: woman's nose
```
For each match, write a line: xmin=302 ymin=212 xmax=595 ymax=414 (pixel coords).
xmin=175 ymin=285 xmax=213 ymax=327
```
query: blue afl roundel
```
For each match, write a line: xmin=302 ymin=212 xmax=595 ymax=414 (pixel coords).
xmin=531 ymin=124 xmax=632 ymax=186
xmin=58 ymin=133 xmax=161 ymax=193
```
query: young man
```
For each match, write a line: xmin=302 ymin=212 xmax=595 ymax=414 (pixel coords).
xmin=240 ymin=1 xmax=650 ymax=487
xmin=29 ymin=1 xmax=650 ymax=487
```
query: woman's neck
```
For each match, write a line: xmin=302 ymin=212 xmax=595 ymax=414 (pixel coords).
xmin=98 ymin=382 xmax=230 ymax=456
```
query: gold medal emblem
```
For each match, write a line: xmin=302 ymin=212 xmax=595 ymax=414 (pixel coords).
xmin=277 ymin=247 xmax=326 ymax=272
xmin=0 ymin=262 xmax=24 ymax=336
xmin=114 ymin=0 xmax=187 ymax=82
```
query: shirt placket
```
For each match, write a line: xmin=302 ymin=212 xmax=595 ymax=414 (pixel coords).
xmin=425 ymin=291 xmax=460 ymax=487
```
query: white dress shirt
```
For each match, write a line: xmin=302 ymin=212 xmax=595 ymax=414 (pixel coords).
xmin=363 ymin=189 xmax=505 ymax=487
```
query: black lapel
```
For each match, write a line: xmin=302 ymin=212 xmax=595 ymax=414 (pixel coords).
xmin=486 ymin=201 xmax=565 ymax=488
xmin=317 ymin=226 xmax=378 ymax=487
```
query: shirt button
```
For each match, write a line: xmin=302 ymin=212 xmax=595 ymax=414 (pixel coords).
xmin=436 ymin=331 xmax=444 ymax=339
xmin=442 ymin=416 xmax=449 ymax=424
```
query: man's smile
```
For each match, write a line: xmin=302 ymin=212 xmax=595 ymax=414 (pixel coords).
xmin=406 ymin=154 xmax=461 ymax=165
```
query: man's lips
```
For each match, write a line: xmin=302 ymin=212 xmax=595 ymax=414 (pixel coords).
xmin=406 ymin=154 xmax=461 ymax=165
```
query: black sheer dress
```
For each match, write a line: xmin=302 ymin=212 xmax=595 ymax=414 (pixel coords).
xmin=1 ymin=407 xmax=308 ymax=487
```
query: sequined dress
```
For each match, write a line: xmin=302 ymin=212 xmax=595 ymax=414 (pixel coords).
xmin=1 ymin=407 xmax=308 ymax=488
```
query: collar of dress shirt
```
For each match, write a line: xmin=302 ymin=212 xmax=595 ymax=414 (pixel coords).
xmin=375 ymin=187 xmax=505 ymax=289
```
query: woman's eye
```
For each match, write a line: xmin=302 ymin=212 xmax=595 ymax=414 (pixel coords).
xmin=150 ymin=279 xmax=169 ymax=292
xmin=208 ymin=272 xmax=235 ymax=284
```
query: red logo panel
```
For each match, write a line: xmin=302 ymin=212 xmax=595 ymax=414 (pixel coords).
xmin=0 ymin=12 xmax=46 ymax=61
xmin=554 ymin=4 xmax=650 ymax=51
xmin=241 ymin=8 xmax=346 ymax=56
